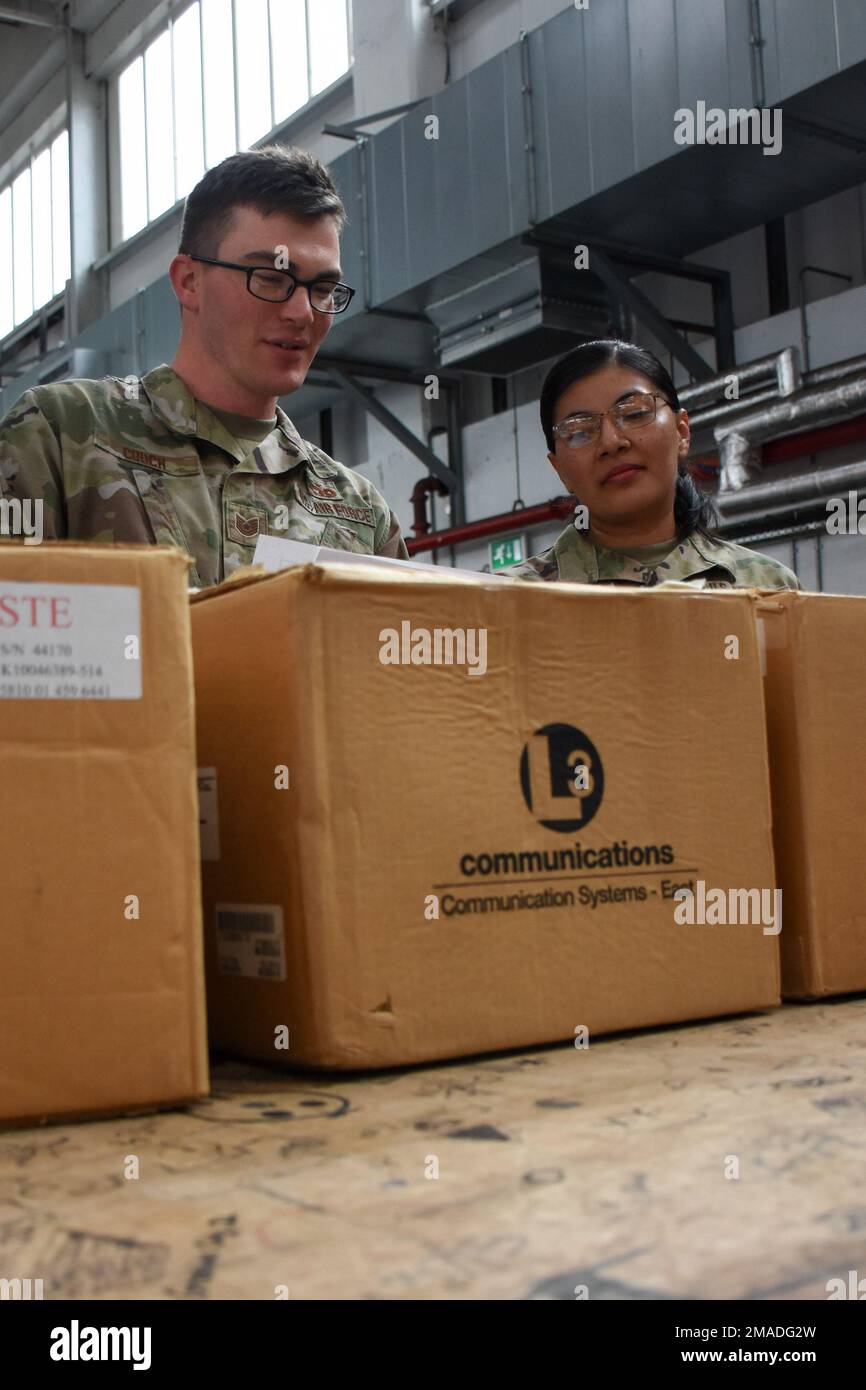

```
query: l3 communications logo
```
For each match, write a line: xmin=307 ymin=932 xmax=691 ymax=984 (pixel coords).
xmin=520 ymin=723 xmax=604 ymax=832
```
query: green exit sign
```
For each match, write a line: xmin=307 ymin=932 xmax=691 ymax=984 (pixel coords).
xmin=489 ymin=535 xmax=527 ymax=571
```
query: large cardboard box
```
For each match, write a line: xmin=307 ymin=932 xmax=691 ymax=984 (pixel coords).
xmin=1 ymin=543 xmax=209 ymax=1124
xmin=758 ymin=589 xmax=866 ymax=998
xmin=191 ymin=564 xmax=780 ymax=1069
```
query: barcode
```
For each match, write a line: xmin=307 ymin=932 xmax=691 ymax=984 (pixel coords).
xmin=215 ymin=903 xmax=285 ymax=981
xmin=217 ymin=910 xmax=276 ymax=937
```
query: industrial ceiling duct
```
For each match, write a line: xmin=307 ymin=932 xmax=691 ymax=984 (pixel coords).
xmin=426 ymin=255 xmax=610 ymax=375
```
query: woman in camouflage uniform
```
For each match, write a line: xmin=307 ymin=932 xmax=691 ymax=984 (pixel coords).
xmin=509 ymin=340 xmax=799 ymax=589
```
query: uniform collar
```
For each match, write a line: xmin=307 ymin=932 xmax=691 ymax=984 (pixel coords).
xmin=555 ymin=524 xmax=605 ymax=582
xmin=139 ymin=364 xmax=337 ymax=478
xmin=554 ymin=513 xmax=738 ymax=585
xmin=685 ymin=531 xmax=739 ymax=582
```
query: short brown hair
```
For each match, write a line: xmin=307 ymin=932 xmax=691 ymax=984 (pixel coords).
xmin=178 ymin=145 xmax=346 ymax=257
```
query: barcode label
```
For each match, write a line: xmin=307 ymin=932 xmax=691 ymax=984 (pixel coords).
xmin=218 ymin=910 xmax=275 ymax=937
xmin=215 ymin=903 xmax=286 ymax=981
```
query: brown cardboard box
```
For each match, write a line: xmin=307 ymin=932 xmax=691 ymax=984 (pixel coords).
xmin=191 ymin=563 xmax=780 ymax=1069
xmin=758 ymin=589 xmax=866 ymax=998
xmin=0 ymin=543 xmax=209 ymax=1124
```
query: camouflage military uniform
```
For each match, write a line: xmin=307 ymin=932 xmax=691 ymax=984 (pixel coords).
xmin=0 ymin=364 xmax=408 ymax=587
xmin=509 ymin=514 xmax=800 ymax=589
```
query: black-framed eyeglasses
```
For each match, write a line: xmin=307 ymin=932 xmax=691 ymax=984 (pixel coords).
xmin=189 ymin=255 xmax=355 ymax=314
xmin=552 ymin=391 xmax=673 ymax=450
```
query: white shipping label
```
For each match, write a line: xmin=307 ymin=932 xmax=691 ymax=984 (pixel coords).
xmin=0 ymin=582 xmax=142 ymax=699
xmin=215 ymin=904 xmax=286 ymax=981
xmin=197 ymin=767 xmax=221 ymax=861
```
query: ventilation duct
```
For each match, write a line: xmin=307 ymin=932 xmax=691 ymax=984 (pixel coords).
xmin=426 ymin=255 xmax=609 ymax=375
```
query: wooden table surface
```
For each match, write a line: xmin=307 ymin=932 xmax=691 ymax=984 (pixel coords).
xmin=2 ymin=998 xmax=865 ymax=1300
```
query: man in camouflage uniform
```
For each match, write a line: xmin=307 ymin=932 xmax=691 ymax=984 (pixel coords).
xmin=0 ymin=146 xmax=407 ymax=587
xmin=509 ymin=511 xmax=800 ymax=588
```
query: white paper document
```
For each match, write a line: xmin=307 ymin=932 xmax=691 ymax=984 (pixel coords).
xmin=252 ymin=533 xmax=515 ymax=583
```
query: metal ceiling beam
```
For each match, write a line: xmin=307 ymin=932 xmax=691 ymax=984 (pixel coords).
xmin=0 ymin=3 xmax=59 ymax=27
xmin=710 ymin=276 xmax=736 ymax=372
xmin=430 ymin=0 xmax=486 ymax=17
xmin=591 ymin=249 xmax=715 ymax=382
xmin=785 ymin=113 xmax=866 ymax=157
xmin=323 ymin=98 xmax=428 ymax=142
xmin=314 ymin=355 xmax=462 ymax=388
xmin=526 ymin=230 xmax=733 ymax=287
xmin=524 ymin=227 xmax=736 ymax=368
xmin=65 ymin=25 xmax=107 ymax=336
xmin=327 ymin=365 xmax=458 ymax=492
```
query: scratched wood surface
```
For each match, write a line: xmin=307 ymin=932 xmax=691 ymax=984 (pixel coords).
xmin=2 ymin=999 xmax=865 ymax=1300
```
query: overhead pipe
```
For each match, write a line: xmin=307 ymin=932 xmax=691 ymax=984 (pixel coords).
xmin=678 ymin=348 xmax=799 ymax=432
xmin=762 ymin=413 xmax=866 ymax=464
xmin=411 ymin=477 xmax=449 ymax=537
xmin=687 ymin=349 xmax=866 ymax=432
xmin=717 ymin=480 xmax=866 ymax=536
xmin=679 ymin=347 xmax=800 ymax=412
xmin=411 ymin=443 xmax=450 ymax=538
xmin=687 ymin=387 xmax=780 ymax=431
xmin=407 ymin=498 xmax=574 ymax=555
xmin=803 ymin=353 xmax=866 ymax=388
xmin=715 ymin=376 xmax=866 ymax=490
xmin=689 ymin=412 xmax=866 ymax=476
xmin=718 ymin=495 xmax=840 ymax=538
xmin=717 ymin=456 xmax=866 ymax=517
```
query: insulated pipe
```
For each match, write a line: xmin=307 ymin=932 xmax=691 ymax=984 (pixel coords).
xmin=716 ymin=456 xmax=866 ymax=517
xmin=717 ymin=495 xmax=855 ymax=536
xmin=804 ymin=353 xmax=866 ymax=388
xmin=678 ymin=348 xmax=799 ymax=410
xmin=716 ymin=493 xmax=859 ymax=538
xmin=687 ymin=351 xmax=866 ymax=430
xmin=687 ymin=387 xmax=780 ymax=430
xmin=689 ymin=412 xmax=866 ymax=475
xmin=715 ymin=376 xmax=866 ymax=490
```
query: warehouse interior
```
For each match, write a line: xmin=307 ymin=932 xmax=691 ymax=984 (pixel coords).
xmin=2 ymin=0 xmax=866 ymax=1330
xmin=3 ymin=0 xmax=866 ymax=583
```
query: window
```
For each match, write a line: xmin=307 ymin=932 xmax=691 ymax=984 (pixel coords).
xmin=117 ymin=0 xmax=352 ymax=243
xmin=0 ymin=130 xmax=70 ymax=339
